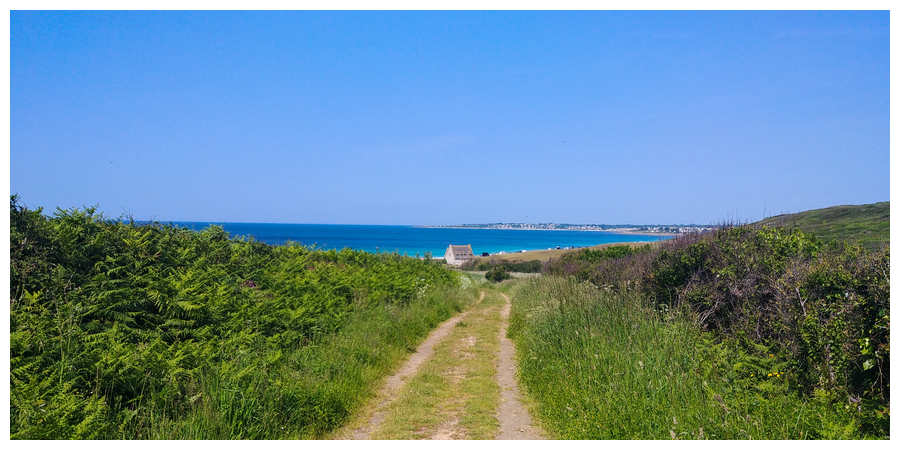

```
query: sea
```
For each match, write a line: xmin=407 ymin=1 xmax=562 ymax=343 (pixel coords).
xmin=168 ymin=222 xmax=671 ymax=258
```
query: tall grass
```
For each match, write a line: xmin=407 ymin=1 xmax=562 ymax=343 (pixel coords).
xmin=509 ymin=277 xmax=874 ymax=439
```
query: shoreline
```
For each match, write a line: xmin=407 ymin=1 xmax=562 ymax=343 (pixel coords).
xmin=416 ymin=226 xmax=679 ymax=237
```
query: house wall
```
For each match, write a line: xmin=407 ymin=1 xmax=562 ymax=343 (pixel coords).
xmin=444 ymin=245 xmax=456 ymax=265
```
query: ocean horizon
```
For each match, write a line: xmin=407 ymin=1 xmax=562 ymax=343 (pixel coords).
xmin=166 ymin=222 xmax=672 ymax=257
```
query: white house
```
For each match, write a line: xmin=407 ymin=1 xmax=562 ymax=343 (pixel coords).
xmin=444 ymin=244 xmax=474 ymax=266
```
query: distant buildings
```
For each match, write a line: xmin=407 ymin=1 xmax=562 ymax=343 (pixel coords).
xmin=444 ymin=244 xmax=474 ymax=266
xmin=428 ymin=223 xmax=717 ymax=234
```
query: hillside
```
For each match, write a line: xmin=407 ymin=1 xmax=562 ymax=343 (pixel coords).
xmin=755 ymin=201 xmax=889 ymax=248
xmin=477 ymin=241 xmax=661 ymax=263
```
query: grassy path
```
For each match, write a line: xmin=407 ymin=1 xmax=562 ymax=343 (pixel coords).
xmin=496 ymin=293 xmax=543 ymax=440
xmin=334 ymin=287 xmax=543 ymax=440
xmin=335 ymin=290 xmax=486 ymax=439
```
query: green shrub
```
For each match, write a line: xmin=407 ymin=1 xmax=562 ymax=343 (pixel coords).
xmin=485 ymin=265 xmax=511 ymax=283
xmin=641 ymin=227 xmax=889 ymax=426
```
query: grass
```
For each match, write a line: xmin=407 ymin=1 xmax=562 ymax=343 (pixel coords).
xmin=508 ymin=277 xmax=872 ymax=439
xmin=371 ymin=290 xmax=505 ymax=439
xmin=755 ymin=201 xmax=889 ymax=248
xmin=477 ymin=242 xmax=660 ymax=263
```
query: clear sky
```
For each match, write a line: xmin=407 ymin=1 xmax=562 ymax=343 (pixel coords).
xmin=10 ymin=10 xmax=890 ymax=225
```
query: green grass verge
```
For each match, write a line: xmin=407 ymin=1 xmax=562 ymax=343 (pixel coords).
xmin=508 ymin=277 xmax=874 ymax=439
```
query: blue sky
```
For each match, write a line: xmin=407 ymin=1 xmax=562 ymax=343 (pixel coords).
xmin=10 ymin=11 xmax=889 ymax=225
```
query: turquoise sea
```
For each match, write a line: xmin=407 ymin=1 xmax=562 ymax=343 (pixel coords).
xmin=171 ymin=222 xmax=671 ymax=257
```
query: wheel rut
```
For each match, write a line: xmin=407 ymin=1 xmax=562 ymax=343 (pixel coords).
xmin=346 ymin=290 xmax=485 ymax=439
xmin=495 ymin=293 xmax=543 ymax=440
xmin=342 ymin=289 xmax=543 ymax=440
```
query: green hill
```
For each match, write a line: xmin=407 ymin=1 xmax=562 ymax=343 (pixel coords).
xmin=755 ymin=201 xmax=889 ymax=248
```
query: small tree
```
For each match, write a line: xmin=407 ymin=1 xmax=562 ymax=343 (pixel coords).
xmin=485 ymin=265 xmax=511 ymax=283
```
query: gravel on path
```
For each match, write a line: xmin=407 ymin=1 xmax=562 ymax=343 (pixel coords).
xmin=348 ymin=291 xmax=486 ymax=439
xmin=496 ymin=293 xmax=544 ymax=440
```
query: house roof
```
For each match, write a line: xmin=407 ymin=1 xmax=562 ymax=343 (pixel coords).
xmin=448 ymin=244 xmax=474 ymax=255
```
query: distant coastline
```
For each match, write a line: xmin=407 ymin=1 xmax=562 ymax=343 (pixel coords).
xmin=417 ymin=226 xmax=679 ymax=237
xmin=417 ymin=223 xmax=711 ymax=236
xmin=606 ymin=230 xmax=679 ymax=237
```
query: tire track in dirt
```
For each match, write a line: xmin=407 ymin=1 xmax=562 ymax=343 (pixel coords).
xmin=496 ymin=292 xmax=544 ymax=439
xmin=347 ymin=290 xmax=486 ymax=439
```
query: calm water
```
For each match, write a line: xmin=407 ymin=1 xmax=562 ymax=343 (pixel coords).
xmin=170 ymin=222 xmax=670 ymax=257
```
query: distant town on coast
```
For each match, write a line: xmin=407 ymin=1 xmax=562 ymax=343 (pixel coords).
xmin=423 ymin=223 xmax=717 ymax=234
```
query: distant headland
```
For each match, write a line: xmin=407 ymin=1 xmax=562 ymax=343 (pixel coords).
xmin=418 ymin=223 xmax=716 ymax=236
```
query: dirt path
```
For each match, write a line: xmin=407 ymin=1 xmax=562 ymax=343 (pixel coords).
xmin=495 ymin=293 xmax=544 ymax=439
xmin=340 ymin=289 xmax=543 ymax=440
xmin=345 ymin=291 xmax=486 ymax=439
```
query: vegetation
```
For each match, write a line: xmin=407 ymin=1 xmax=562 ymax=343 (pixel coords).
xmin=755 ymin=201 xmax=888 ymax=249
xmin=371 ymin=290 xmax=505 ymax=439
xmin=543 ymin=244 xmax=652 ymax=281
xmin=512 ymin=224 xmax=889 ymax=439
xmin=485 ymin=265 xmax=512 ymax=283
xmin=10 ymin=196 xmax=470 ymax=439
xmin=484 ymin=241 xmax=657 ymax=263
xmin=461 ymin=258 xmax=543 ymax=273
xmin=12 ymin=193 xmax=888 ymax=440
